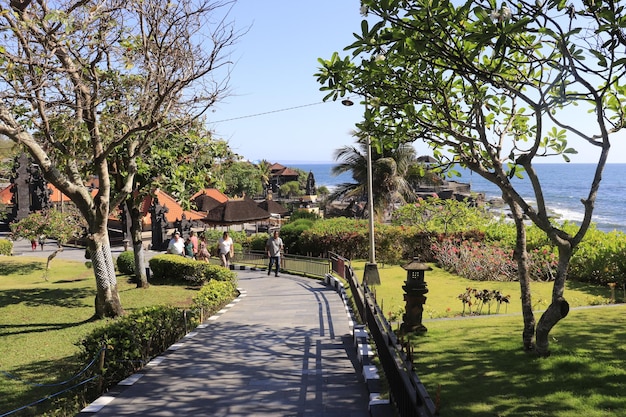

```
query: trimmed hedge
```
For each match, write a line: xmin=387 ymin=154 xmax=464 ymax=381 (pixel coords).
xmin=0 ymin=238 xmax=12 ymax=256
xmin=116 ymin=250 xmax=135 ymax=275
xmin=149 ymin=254 xmax=236 ymax=285
xmin=191 ymin=279 xmax=239 ymax=318
xmin=79 ymin=305 xmax=195 ymax=396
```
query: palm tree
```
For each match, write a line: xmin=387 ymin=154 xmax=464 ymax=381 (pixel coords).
xmin=330 ymin=132 xmax=416 ymax=220
xmin=256 ymin=159 xmax=272 ymax=197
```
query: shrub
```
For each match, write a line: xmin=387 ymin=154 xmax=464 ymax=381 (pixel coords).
xmin=569 ymin=227 xmax=626 ymax=286
xmin=191 ymin=279 xmax=239 ymax=318
xmin=431 ymin=239 xmax=516 ymax=281
xmin=248 ymin=233 xmax=269 ymax=251
xmin=149 ymin=254 xmax=236 ymax=285
xmin=281 ymin=219 xmax=315 ymax=254
xmin=78 ymin=305 xmax=194 ymax=397
xmin=0 ymin=238 xmax=12 ymax=256
xmin=116 ymin=250 xmax=135 ymax=275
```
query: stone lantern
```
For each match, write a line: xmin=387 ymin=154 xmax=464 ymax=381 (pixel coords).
xmin=401 ymin=258 xmax=432 ymax=333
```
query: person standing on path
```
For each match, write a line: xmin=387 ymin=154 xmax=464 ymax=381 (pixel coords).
xmin=218 ymin=231 xmax=234 ymax=268
xmin=266 ymin=230 xmax=284 ymax=277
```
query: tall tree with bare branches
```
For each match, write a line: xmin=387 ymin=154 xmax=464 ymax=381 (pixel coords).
xmin=0 ymin=0 xmax=240 ymax=318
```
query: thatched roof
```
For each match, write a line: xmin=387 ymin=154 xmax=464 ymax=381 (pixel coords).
xmin=193 ymin=194 xmax=223 ymax=212
xmin=202 ymin=200 xmax=271 ymax=225
xmin=257 ymin=199 xmax=289 ymax=216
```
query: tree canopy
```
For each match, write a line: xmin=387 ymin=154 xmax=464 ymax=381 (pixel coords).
xmin=317 ymin=0 xmax=626 ymax=355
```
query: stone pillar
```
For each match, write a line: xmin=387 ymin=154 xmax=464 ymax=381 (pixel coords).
xmin=400 ymin=258 xmax=432 ymax=334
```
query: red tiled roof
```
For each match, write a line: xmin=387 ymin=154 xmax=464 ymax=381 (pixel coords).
xmin=0 ymin=183 xmax=96 ymax=205
xmin=140 ymin=189 xmax=205 ymax=226
xmin=0 ymin=184 xmax=12 ymax=205
xmin=190 ymin=188 xmax=228 ymax=203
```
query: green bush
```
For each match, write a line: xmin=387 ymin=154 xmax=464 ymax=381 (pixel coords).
xmin=0 ymin=238 xmax=13 ymax=256
xmin=569 ymin=227 xmax=626 ymax=285
xmin=149 ymin=254 xmax=236 ymax=285
xmin=78 ymin=305 xmax=194 ymax=397
xmin=116 ymin=250 xmax=135 ymax=275
xmin=248 ymin=233 xmax=269 ymax=251
xmin=281 ymin=218 xmax=315 ymax=254
xmin=191 ymin=279 xmax=239 ymax=317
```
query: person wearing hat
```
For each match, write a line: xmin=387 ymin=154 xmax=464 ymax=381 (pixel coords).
xmin=167 ymin=230 xmax=185 ymax=256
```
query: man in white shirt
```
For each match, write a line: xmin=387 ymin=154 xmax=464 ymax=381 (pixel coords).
xmin=167 ymin=230 xmax=185 ymax=256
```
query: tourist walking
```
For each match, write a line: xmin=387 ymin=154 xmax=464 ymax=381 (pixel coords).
xmin=218 ymin=231 xmax=234 ymax=268
xmin=166 ymin=230 xmax=185 ymax=256
xmin=184 ymin=236 xmax=195 ymax=258
xmin=196 ymin=234 xmax=210 ymax=262
xmin=266 ymin=230 xmax=283 ymax=277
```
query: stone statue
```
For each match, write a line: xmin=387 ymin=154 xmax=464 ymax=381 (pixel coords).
xmin=305 ymin=171 xmax=316 ymax=195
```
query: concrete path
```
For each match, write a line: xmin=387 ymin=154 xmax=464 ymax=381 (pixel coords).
xmin=5 ymin=235 xmax=374 ymax=416
xmin=78 ymin=270 xmax=371 ymax=416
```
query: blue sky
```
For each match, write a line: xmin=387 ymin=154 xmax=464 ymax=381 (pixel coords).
xmin=208 ymin=1 xmax=626 ymax=165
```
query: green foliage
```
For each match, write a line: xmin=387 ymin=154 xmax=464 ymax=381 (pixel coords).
xmin=0 ymin=238 xmax=12 ymax=255
xmin=116 ymin=251 xmax=136 ymax=275
xmin=223 ymin=161 xmax=264 ymax=197
xmin=301 ymin=217 xmax=369 ymax=258
xmin=279 ymin=180 xmax=303 ymax=199
xmin=280 ymin=218 xmax=316 ymax=254
xmin=290 ymin=209 xmax=321 ymax=222
xmin=148 ymin=254 xmax=236 ymax=285
xmin=191 ymin=279 xmax=239 ymax=317
xmin=78 ymin=306 xmax=195 ymax=397
xmin=9 ymin=209 xmax=84 ymax=244
xmin=569 ymin=227 xmax=626 ymax=286
xmin=248 ymin=233 xmax=270 ymax=251
xmin=391 ymin=197 xmax=493 ymax=233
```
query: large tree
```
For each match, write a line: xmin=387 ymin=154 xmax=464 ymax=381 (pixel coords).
xmin=0 ymin=0 xmax=239 ymax=318
xmin=317 ymin=0 xmax=626 ymax=355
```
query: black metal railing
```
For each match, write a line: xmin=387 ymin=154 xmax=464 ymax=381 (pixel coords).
xmin=329 ymin=252 xmax=437 ymax=417
xmin=230 ymin=250 xmax=331 ymax=278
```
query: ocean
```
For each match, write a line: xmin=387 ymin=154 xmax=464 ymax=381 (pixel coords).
xmin=291 ymin=163 xmax=626 ymax=234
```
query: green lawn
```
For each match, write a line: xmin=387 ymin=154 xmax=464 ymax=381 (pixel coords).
xmin=350 ymin=261 xmax=616 ymax=320
xmin=350 ymin=261 xmax=626 ymax=417
xmin=0 ymin=256 xmax=199 ymax=416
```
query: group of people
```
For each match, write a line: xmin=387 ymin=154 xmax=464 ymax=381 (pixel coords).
xmin=166 ymin=229 xmax=284 ymax=274
xmin=166 ymin=230 xmax=223 ymax=264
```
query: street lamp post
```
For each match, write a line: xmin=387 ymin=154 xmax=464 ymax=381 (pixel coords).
xmin=342 ymin=97 xmax=380 ymax=286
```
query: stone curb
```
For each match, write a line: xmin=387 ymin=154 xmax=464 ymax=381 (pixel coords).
xmin=324 ymin=273 xmax=393 ymax=417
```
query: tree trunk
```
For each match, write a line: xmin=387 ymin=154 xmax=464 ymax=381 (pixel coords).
xmin=510 ymin=203 xmax=536 ymax=351
xmin=89 ymin=234 xmax=125 ymax=319
xmin=535 ymin=246 xmax=571 ymax=357
xmin=129 ymin=201 xmax=149 ymax=288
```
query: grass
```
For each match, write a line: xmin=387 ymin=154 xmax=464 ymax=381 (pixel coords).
xmin=350 ymin=261 xmax=617 ymax=320
xmin=349 ymin=261 xmax=626 ymax=416
xmin=0 ymin=256 xmax=199 ymax=416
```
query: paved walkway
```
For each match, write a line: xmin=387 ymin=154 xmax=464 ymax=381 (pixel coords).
xmin=5 ymin=236 xmax=374 ymax=416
